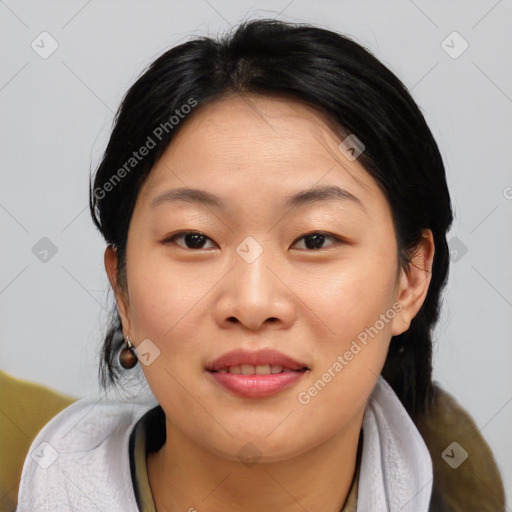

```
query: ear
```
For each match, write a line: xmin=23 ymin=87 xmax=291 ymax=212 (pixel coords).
xmin=104 ymin=244 xmax=131 ymax=335
xmin=391 ymin=229 xmax=435 ymax=336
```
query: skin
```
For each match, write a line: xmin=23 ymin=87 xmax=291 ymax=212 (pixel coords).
xmin=105 ymin=93 xmax=435 ymax=512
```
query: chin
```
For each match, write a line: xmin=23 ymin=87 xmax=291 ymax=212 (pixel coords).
xmin=203 ymin=431 xmax=310 ymax=465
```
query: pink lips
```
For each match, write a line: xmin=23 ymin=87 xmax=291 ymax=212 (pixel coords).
xmin=206 ymin=348 xmax=310 ymax=398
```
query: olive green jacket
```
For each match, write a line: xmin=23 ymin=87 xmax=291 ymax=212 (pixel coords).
xmin=413 ymin=382 xmax=505 ymax=511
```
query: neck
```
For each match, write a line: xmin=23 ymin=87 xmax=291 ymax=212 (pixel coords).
xmin=147 ymin=408 xmax=364 ymax=512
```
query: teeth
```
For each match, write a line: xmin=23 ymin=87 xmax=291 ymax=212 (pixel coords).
xmin=255 ymin=365 xmax=270 ymax=375
xmin=242 ymin=364 xmax=255 ymax=375
xmin=222 ymin=364 xmax=287 ymax=375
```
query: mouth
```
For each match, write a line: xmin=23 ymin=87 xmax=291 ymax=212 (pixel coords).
xmin=205 ymin=348 xmax=310 ymax=398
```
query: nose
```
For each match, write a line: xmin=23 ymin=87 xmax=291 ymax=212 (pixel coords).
xmin=215 ymin=242 xmax=296 ymax=332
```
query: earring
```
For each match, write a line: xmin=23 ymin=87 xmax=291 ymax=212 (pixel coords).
xmin=119 ymin=335 xmax=138 ymax=369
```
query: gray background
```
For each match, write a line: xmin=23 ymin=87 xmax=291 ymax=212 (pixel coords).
xmin=1 ymin=0 xmax=511 ymax=506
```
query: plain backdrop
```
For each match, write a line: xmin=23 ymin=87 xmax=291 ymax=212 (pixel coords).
xmin=1 ymin=0 xmax=511 ymax=505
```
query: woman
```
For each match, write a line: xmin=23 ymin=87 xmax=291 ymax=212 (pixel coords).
xmin=16 ymin=18 xmax=505 ymax=511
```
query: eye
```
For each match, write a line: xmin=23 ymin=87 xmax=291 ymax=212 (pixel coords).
xmin=162 ymin=231 xmax=217 ymax=250
xmin=292 ymin=231 xmax=342 ymax=250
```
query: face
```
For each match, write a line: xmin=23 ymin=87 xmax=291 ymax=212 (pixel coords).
xmin=106 ymin=94 xmax=431 ymax=463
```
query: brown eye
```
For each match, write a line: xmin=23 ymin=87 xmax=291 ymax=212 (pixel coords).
xmin=292 ymin=232 xmax=341 ymax=250
xmin=163 ymin=231 xmax=217 ymax=250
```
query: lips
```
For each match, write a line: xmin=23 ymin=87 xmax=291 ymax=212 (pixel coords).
xmin=206 ymin=348 xmax=310 ymax=398
xmin=206 ymin=348 xmax=310 ymax=373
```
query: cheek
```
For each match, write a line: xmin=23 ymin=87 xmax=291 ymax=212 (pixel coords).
xmin=299 ymin=251 xmax=397 ymax=412
xmin=127 ymin=249 xmax=206 ymax=338
xmin=308 ymin=254 xmax=398 ymax=342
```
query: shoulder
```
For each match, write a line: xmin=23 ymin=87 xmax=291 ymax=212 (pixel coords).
xmin=413 ymin=382 xmax=506 ymax=512
xmin=16 ymin=393 xmax=158 ymax=511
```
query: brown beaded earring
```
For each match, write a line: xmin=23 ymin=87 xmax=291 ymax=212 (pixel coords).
xmin=119 ymin=335 xmax=138 ymax=369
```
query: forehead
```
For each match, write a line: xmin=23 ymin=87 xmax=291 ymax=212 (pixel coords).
xmin=139 ymin=94 xmax=385 ymax=213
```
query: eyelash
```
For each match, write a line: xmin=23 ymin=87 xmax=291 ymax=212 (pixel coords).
xmin=161 ymin=230 xmax=344 ymax=251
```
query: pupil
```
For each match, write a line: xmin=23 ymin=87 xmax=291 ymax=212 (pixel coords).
xmin=305 ymin=233 xmax=325 ymax=250
xmin=186 ymin=233 xmax=206 ymax=249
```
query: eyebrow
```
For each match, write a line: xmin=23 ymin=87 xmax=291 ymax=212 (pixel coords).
xmin=149 ymin=185 xmax=364 ymax=211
